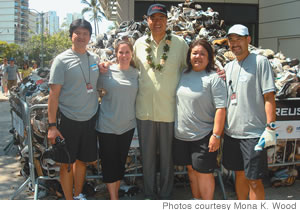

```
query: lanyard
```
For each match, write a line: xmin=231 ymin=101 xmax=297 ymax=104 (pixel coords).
xmin=229 ymin=59 xmax=244 ymax=94
xmin=73 ymin=50 xmax=91 ymax=85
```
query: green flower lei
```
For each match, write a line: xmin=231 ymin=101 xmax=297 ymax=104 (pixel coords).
xmin=145 ymin=30 xmax=172 ymax=71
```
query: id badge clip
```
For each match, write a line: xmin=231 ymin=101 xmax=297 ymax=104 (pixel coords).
xmin=86 ymin=83 xmax=94 ymax=94
xmin=230 ymin=92 xmax=237 ymax=106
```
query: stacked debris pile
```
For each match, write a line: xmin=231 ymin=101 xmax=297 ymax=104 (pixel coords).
xmin=90 ymin=2 xmax=300 ymax=99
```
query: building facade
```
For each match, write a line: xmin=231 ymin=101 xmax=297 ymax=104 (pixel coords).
xmin=259 ymin=0 xmax=300 ymax=59
xmin=36 ymin=11 xmax=60 ymax=36
xmin=28 ymin=10 xmax=37 ymax=36
xmin=65 ymin=12 xmax=82 ymax=27
xmin=0 ymin=0 xmax=30 ymax=44
xmin=45 ymin=11 xmax=59 ymax=35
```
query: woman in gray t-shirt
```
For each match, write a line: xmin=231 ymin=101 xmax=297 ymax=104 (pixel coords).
xmin=96 ymin=40 xmax=138 ymax=200
xmin=174 ymin=39 xmax=227 ymax=200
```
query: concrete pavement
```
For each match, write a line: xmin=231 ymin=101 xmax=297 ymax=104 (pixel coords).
xmin=0 ymin=91 xmax=8 ymax=102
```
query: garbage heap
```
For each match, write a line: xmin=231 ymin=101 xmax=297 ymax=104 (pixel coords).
xmin=8 ymin=1 xmax=300 ymax=199
xmin=91 ymin=1 xmax=300 ymax=99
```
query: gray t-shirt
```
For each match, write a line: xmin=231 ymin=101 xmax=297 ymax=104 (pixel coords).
xmin=175 ymin=69 xmax=227 ymax=141
xmin=49 ymin=49 xmax=100 ymax=121
xmin=225 ymin=53 xmax=276 ymax=139
xmin=96 ymin=64 xmax=139 ymax=134
xmin=4 ymin=65 xmax=18 ymax=80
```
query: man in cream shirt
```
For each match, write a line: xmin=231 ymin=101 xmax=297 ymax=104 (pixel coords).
xmin=133 ymin=4 xmax=189 ymax=199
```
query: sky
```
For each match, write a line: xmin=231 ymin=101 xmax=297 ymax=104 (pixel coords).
xmin=29 ymin=0 xmax=113 ymax=32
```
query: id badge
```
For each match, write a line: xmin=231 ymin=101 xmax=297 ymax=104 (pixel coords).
xmin=90 ymin=63 xmax=98 ymax=71
xmin=230 ymin=92 xmax=237 ymax=105
xmin=86 ymin=83 xmax=94 ymax=94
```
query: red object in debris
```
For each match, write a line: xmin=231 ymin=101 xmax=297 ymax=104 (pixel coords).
xmin=36 ymin=79 xmax=44 ymax=85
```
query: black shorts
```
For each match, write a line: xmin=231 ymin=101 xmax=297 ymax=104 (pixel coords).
xmin=55 ymin=113 xmax=98 ymax=164
xmin=98 ymin=129 xmax=135 ymax=183
xmin=222 ymin=134 xmax=268 ymax=180
xmin=173 ymin=132 xmax=217 ymax=173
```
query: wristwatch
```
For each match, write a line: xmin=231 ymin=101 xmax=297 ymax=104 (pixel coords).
xmin=48 ymin=122 xmax=57 ymax=128
xmin=212 ymin=133 xmax=221 ymax=140
xmin=266 ymin=122 xmax=276 ymax=130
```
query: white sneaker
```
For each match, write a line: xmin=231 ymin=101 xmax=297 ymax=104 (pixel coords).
xmin=73 ymin=193 xmax=87 ymax=200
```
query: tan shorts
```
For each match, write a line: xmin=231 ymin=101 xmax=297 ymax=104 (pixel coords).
xmin=7 ymin=80 xmax=17 ymax=90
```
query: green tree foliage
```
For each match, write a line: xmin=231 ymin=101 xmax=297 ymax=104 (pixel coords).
xmin=23 ymin=30 xmax=72 ymax=67
xmin=0 ymin=41 xmax=23 ymax=64
xmin=81 ymin=0 xmax=105 ymax=36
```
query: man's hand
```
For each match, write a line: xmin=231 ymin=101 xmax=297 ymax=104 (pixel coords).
xmin=254 ymin=128 xmax=278 ymax=151
xmin=47 ymin=126 xmax=64 ymax=145
xmin=98 ymin=62 xmax=112 ymax=74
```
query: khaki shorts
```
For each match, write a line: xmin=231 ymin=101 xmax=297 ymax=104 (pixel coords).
xmin=7 ymin=80 xmax=17 ymax=91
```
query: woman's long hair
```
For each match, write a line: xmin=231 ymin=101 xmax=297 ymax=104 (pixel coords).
xmin=185 ymin=39 xmax=215 ymax=73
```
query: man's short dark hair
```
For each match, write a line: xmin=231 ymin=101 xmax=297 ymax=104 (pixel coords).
xmin=69 ymin=19 xmax=92 ymax=38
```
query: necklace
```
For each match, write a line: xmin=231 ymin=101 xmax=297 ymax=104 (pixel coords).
xmin=145 ymin=30 xmax=172 ymax=71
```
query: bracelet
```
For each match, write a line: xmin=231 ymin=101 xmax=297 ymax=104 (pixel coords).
xmin=48 ymin=122 xmax=57 ymax=128
xmin=212 ymin=133 xmax=221 ymax=140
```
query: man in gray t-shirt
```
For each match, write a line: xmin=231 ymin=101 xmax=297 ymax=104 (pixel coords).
xmin=222 ymin=24 xmax=276 ymax=200
xmin=47 ymin=19 xmax=99 ymax=200
xmin=4 ymin=58 xmax=21 ymax=92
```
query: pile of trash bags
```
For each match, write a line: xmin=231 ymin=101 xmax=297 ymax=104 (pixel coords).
xmin=7 ymin=1 xmax=300 ymax=199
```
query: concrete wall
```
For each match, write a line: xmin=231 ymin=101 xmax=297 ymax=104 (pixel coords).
xmin=116 ymin=0 xmax=134 ymax=25
xmin=259 ymin=0 xmax=300 ymax=59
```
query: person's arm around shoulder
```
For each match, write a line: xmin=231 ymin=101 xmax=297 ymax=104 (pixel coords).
xmin=98 ymin=61 xmax=112 ymax=74
xmin=180 ymin=36 xmax=189 ymax=70
xmin=48 ymin=84 xmax=64 ymax=145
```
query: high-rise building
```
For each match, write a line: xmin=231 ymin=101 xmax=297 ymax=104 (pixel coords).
xmin=65 ymin=12 xmax=82 ymax=27
xmin=36 ymin=11 xmax=59 ymax=35
xmin=0 ymin=0 xmax=30 ymax=44
xmin=46 ymin=11 xmax=59 ymax=35
xmin=28 ymin=10 xmax=37 ymax=36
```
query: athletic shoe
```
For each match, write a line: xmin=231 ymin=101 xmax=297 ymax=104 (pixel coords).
xmin=73 ymin=193 xmax=87 ymax=200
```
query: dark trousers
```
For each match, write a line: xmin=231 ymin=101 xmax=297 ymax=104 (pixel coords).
xmin=137 ymin=119 xmax=174 ymax=199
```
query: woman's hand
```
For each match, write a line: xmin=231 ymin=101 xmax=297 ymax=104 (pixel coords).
xmin=208 ymin=135 xmax=221 ymax=152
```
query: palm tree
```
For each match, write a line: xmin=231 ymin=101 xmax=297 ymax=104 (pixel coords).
xmin=81 ymin=0 xmax=105 ymax=36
